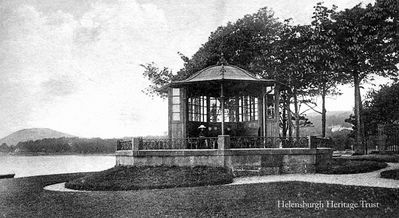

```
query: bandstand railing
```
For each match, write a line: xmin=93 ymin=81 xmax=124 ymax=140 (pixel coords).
xmin=230 ymin=136 xmax=309 ymax=148
xmin=116 ymin=137 xmax=220 ymax=150
xmin=139 ymin=137 xmax=218 ymax=150
xmin=310 ymin=136 xmax=332 ymax=148
xmin=116 ymin=139 xmax=132 ymax=150
xmin=116 ymin=136 xmax=330 ymax=151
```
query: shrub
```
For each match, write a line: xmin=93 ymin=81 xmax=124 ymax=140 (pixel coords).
xmin=380 ymin=169 xmax=399 ymax=180
xmin=317 ymin=159 xmax=387 ymax=174
xmin=65 ymin=165 xmax=234 ymax=191
xmin=339 ymin=154 xmax=399 ymax=163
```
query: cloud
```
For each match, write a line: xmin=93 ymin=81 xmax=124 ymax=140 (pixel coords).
xmin=73 ymin=26 xmax=101 ymax=44
xmin=41 ymin=75 xmax=77 ymax=97
xmin=0 ymin=0 xmax=172 ymax=137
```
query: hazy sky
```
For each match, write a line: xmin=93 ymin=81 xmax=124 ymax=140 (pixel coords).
xmin=0 ymin=0 xmax=377 ymax=138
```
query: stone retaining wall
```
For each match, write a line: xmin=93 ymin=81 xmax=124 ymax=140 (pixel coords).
xmin=116 ymin=136 xmax=332 ymax=175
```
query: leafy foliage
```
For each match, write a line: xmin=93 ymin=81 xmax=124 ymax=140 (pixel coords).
xmin=141 ymin=63 xmax=173 ymax=98
xmin=15 ymin=137 xmax=117 ymax=154
xmin=0 ymin=143 xmax=12 ymax=152
xmin=361 ymin=83 xmax=399 ymax=135
xmin=184 ymin=7 xmax=282 ymax=76
xmin=305 ymin=3 xmax=350 ymax=136
xmin=328 ymin=0 xmax=398 ymax=150
xmin=332 ymin=1 xmax=398 ymax=79
xmin=142 ymin=7 xmax=283 ymax=97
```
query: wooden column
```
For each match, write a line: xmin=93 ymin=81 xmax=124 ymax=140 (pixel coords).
xmin=221 ymin=83 xmax=225 ymax=135
xmin=263 ymin=87 xmax=267 ymax=138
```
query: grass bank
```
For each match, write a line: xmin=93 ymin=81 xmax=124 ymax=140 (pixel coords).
xmin=1 ymin=174 xmax=399 ymax=217
xmin=317 ymin=158 xmax=387 ymax=174
xmin=65 ymin=166 xmax=234 ymax=191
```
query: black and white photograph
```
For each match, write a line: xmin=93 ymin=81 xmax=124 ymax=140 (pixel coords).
xmin=0 ymin=0 xmax=398 ymax=217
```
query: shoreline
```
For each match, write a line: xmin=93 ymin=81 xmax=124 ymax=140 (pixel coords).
xmin=0 ymin=154 xmax=115 ymax=178
xmin=3 ymin=152 xmax=115 ymax=156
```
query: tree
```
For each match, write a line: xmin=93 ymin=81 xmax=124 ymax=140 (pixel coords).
xmin=260 ymin=22 xmax=315 ymax=139
xmin=141 ymin=63 xmax=174 ymax=98
xmin=362 ymin=83 xmax=399 ymax=134
xmin=142 ymin=7 xmax=283 ymax=97
xmin=305 ymin=2 xmax=349 ymax=137
xmin=0 ymin=143 xmax=10 ymax=152
xmin=345 ymin=83 xmax=399 ymax=152
xmin=331 ymin=0 xmax=398 ymax=153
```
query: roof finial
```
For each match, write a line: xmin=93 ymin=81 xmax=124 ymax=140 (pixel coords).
xmin=218 ymin=52 xmax=227 ymax=79
xmin=218 ymin=52 xmax=228 ymax=66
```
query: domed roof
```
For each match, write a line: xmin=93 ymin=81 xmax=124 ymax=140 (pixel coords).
xmin=171 ymin=65 xmax=275 ymax=86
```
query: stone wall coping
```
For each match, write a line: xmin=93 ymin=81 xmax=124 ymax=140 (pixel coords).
xmin=116 ymin=150 xmax=133 ymax=156
xmin=228 ymin=148 xmax=331 ymax=155
xmin=116 ymin=148 xmax=332 ymax=157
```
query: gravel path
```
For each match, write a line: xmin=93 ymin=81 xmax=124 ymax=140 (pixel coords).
xmin=44 ymin=182 xmax=88 ymax=192
xmin=231 ymin=163 xmax=399 ymax=188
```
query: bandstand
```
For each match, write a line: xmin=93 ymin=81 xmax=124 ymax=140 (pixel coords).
xmin=115 ymin=63 xmax=332 ymax=175
xmin=168 ymin=64 xmax=287 ymax=147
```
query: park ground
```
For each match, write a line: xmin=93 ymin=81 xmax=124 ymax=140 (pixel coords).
xmin=1 ymin=168 xmax=399 ymax=217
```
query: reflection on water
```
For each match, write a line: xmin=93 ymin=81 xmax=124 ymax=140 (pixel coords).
xmin=0 ymin=155 xmax=115 ymax=178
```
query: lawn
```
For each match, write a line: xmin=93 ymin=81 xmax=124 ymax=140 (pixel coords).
xmin=316 ymin=158 xmax=387 ymax=174
xmin=65 ymin=166 xmax=234 ymax=191
xmin=1 ymin=173 xmax=399 ymax=217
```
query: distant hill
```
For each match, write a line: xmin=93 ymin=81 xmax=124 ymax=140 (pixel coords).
xmin=0 ymin=128 xmax=74 ymax=146
xmin=301 ymin=111 xmax=353 ymax=136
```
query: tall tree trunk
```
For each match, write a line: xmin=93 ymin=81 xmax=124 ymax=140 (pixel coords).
xmin=282 ymin=92 xmax=287 ymax=138
xmin=359 ymin=91 xmax=366 ymax=154
xmin=353 ymin=71 xmax=362 ymax=153
xmin=287 ymin=91 xmax=293 ymax=139
xmin=321 ymin=85 xmax=327 ymax=137
xmin=293 ymin=87 xmax=300 ymax=140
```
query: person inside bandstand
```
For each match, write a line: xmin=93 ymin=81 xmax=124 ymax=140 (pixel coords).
xmin=198 ymin=125 xmax=207 ymax=149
